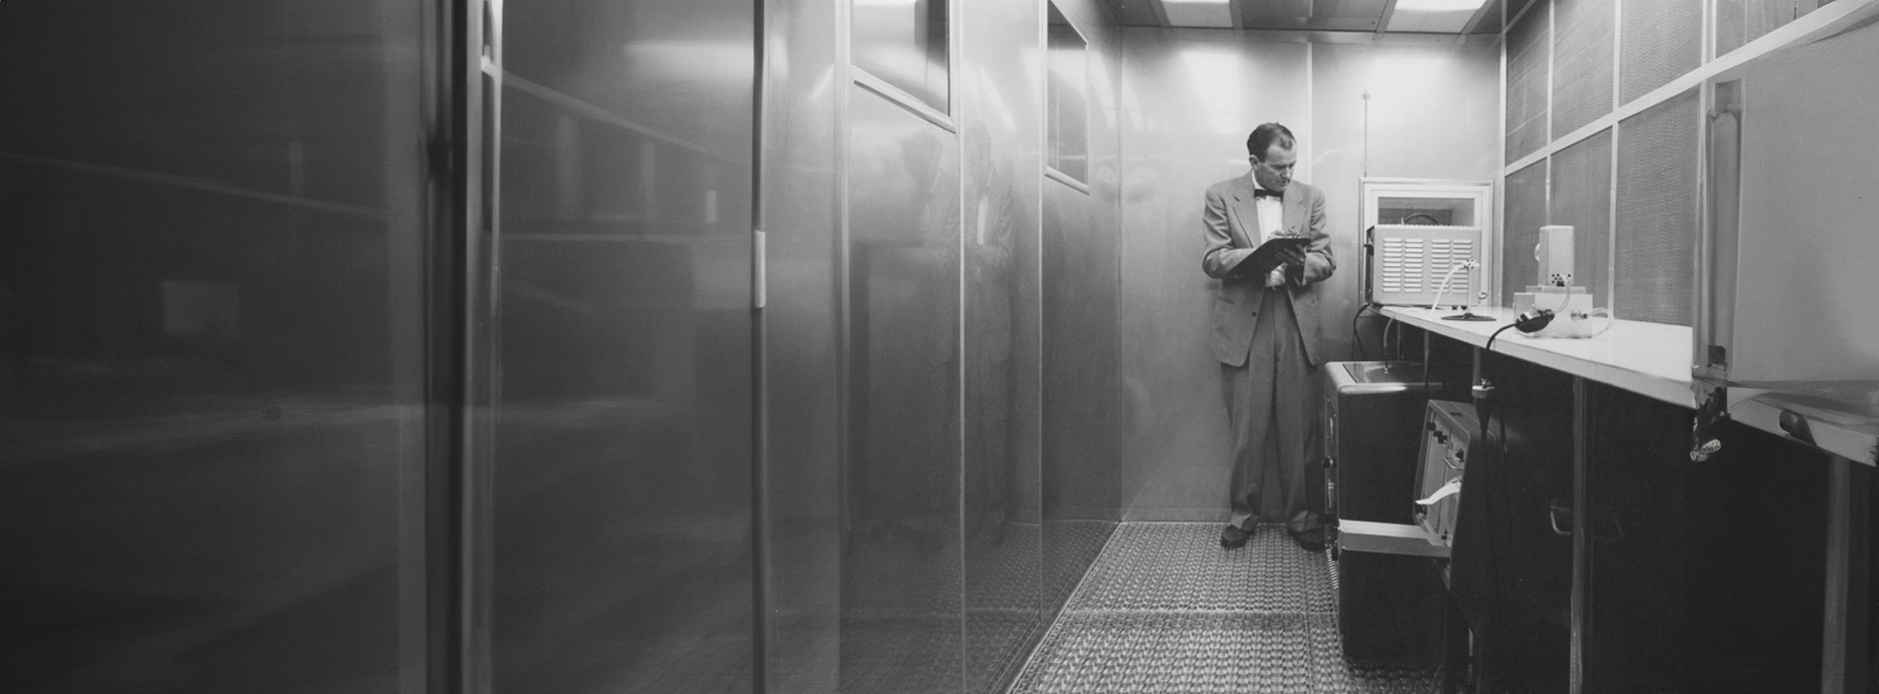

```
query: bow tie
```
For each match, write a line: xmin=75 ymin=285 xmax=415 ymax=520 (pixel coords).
xmin=1253 ymin=188 xmax=1282 ymax=199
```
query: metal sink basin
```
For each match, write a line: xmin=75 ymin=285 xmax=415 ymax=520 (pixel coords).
xmin=1340 ymin=361 xmax=1427 ymax=385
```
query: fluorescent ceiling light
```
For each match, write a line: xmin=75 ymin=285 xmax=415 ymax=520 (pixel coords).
xmin=1162 ymin=0 xmax=1233 ymax=28
xmin=1394 ymin=0 xmax=1487 ymax=10
xmin=1387 ymin=0 xmax=1488 ymax=32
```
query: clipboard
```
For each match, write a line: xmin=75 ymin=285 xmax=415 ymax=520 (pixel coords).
xmin=1229 ymin=235 xmax=1311 ymax=278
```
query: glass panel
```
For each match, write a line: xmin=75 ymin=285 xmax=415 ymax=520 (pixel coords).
xmin=492 ymin=0 xmax=755 ymax=691
xmin=1377 ymin=196 xmax=1479 ymax=227
xmin=762 ymin=0 xmax=846 ymax=692
xmin=0 ymin=2 xmax=427 ymax=692
xmin=1046 ymin=3 xmax=1089 ymax=185
xmin=963 ymin=1 xmax=1045 ymax=693
xmin=853 ymin=0 xmax=951 ymax=113
xmin=842 ymin=83 xmax=962 ymax=694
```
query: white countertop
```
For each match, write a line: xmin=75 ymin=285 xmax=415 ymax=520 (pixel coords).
xmin=1381 ymin=306 xmax=1695 ymax=409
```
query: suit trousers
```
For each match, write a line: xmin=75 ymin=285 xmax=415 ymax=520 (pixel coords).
xmin=1223 ymin=287 xmax=1321 ymax=539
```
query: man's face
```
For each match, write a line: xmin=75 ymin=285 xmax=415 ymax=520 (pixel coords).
xmin=1249 ymin=144 xmax=1296 ymax=192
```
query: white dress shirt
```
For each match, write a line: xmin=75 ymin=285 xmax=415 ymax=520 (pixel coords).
xmin=1250 ymin=174 xmax=1287 ymax=288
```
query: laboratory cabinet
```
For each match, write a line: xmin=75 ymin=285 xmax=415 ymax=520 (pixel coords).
xmin=1697 ymin=15 xmax=1879 ymax=467
xmin=1321 ymin=361 xmax=1454 ymax=666
xmin=1394 ymin=321 xmax=1868 ymax=694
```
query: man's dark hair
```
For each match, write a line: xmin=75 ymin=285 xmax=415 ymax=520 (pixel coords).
xmin=1246 ymin=123 xmax=1296 ymax=159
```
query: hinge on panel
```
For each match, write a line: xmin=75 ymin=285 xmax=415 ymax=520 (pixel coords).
xmin=752 ymin=229 xmax=766 ymax=310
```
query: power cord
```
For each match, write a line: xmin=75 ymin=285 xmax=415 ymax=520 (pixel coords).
xmin=1351 ymin=303 xmax=1389 ymax=361
xmin=1428 ymin=260 xmax=1479 ymax=311
xmin=1352 ymin=304 xmax=1370 ymax=361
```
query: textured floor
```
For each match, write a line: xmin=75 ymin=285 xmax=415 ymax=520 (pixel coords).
xmin=1008 ymin=523 xmax=1440 ymax=694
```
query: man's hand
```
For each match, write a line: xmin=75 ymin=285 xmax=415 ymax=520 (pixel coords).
xmin=1275 ymin=246 xmax=1307 ymax=270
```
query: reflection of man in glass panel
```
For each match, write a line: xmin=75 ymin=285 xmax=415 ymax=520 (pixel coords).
xmin=1200 ymin=123 xmax=1335 ymax=552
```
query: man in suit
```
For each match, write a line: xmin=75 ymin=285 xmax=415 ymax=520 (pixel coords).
xmin=1201 ymin=122 xmax=1335 ymax=552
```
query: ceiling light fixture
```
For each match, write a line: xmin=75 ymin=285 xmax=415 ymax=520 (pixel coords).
xmin=1161 ymin=0 xmax=1233 ymax=28
xmin=1387 ymin=0 xmax=1490 ymax=33
xmin=1394 ymin=0 xmax=1488 ymax=10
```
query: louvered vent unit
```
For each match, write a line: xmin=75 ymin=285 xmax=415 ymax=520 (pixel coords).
xmin=1371 ymin=225 xmax=1481 ymax=307
xmin=1361 ymin=179 xmax=1496 ymax=308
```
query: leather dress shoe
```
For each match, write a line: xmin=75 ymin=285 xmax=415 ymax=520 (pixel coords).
xmin=1219 ymin=524 xmax=1253 ymax=549
xmin=1292 ymin=534 xmax=1326 ymax=553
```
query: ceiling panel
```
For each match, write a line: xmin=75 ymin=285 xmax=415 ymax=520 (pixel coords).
xmin=1242 ymin=0 xmax=1391 ymax=32
xmin=1165 ymin=0 xmax=1236 ymax=28
xmin=1099 ymin=0 xmax=1512 ymax=33
xmin=1471 ymin=0 xmax=1508 ymax=33
xmin=1103 ymin=0 xmax=1166 ymax=26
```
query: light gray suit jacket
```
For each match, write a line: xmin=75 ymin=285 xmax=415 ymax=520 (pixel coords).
xmin=1200 ymin=175 xmax=1335 ymax=368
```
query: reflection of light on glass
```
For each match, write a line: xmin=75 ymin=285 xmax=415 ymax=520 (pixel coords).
xmin=1180 ymin=49 xmax=1240 ymax=134
xmin=623 ymin=41 xmax=753 ymax=83
xmin=1088 ymin=56 xmax=1114 ymax=112
xmin=980 ymin=67 xmax=1019 ymax=133
xmin=1119 ymin=79 xmax=1145 ymax=131
xmin=1395 ymin=0 xmax=1486 ymax=10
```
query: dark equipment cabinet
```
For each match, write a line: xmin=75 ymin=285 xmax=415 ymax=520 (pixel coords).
xmin=1323 ymin=361 xmax=1449 ymax=665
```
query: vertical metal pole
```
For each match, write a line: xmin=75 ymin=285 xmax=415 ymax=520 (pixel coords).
xmin=1570 ymin=376 xmax=1589 ymax=694
xmin=425 ymin=0 xmax=477 ymax=691
xmin=750 ymin=0 xmax=771 ymax=691
xmin=1820 ymin=455 xmax=1869 ymax=694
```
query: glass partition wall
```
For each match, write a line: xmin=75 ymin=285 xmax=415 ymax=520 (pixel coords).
xmin=0 ymin=2 xmax=1121 ymax=693
xmin=0 ymin=2 xmax=435 ymax=692
xmin=0 ymin=0 xmax=759 ymax=691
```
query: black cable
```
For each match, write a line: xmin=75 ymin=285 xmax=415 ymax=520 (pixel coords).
xmin=1483 ymin=323 xmax=1518 ymax=354
xmin=1477 ymin=324 xmax=1528 ymax=458
xmin=1352 ymin=304 xmax=1367 ymax=361
xmin=1351 ymin=303 xmax=1383 ymax=361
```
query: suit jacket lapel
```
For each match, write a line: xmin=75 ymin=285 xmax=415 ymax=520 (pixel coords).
xmin=1229 ymin=178 xmax=1262 ymax=248
xmin=1280 ymin=184 xmax=1302 ymax=237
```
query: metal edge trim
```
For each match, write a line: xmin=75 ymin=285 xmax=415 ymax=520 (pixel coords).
xmin=851 ymin=65 xmax=959 ymax=133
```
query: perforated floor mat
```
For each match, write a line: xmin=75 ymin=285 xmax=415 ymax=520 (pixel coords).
xmin=1008 ymin=523 xmax=1440 ymax=694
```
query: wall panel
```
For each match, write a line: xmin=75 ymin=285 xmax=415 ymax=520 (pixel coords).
xmin=1619 ymin=0 xmax=1703 ymax=104
xmin=1550 ymin=0 xmax=1615 ymax=139
xmin=1717 ymin=0 xmax=1815 ymax=57
xmin=1613 ymin=88 xmax=1699 ymax=325
xmin=0 ymin=4 xmax=429 ymax=692
xmin=959 ymin=1 xmax=1044 ymax=692
xmin=492 ymin=1 xmax=756 ymax=692
xmin=1506 ymin=2 xmax=1552 ymax=163
xmin=761 ymin=0 xmax=844 ymax=691
xmin=1040 ymin=0 xmax=1124 ymax=627
xmin=1504 ymin=160 xmax=1549 ymax=299
xmin=1115 ymin=30 xmax=1310 ymax=521
xmin=839 ymin=83 xmax=962 ymax=694
xmin=1548 ymin=128 xmax=1611 ymax=302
